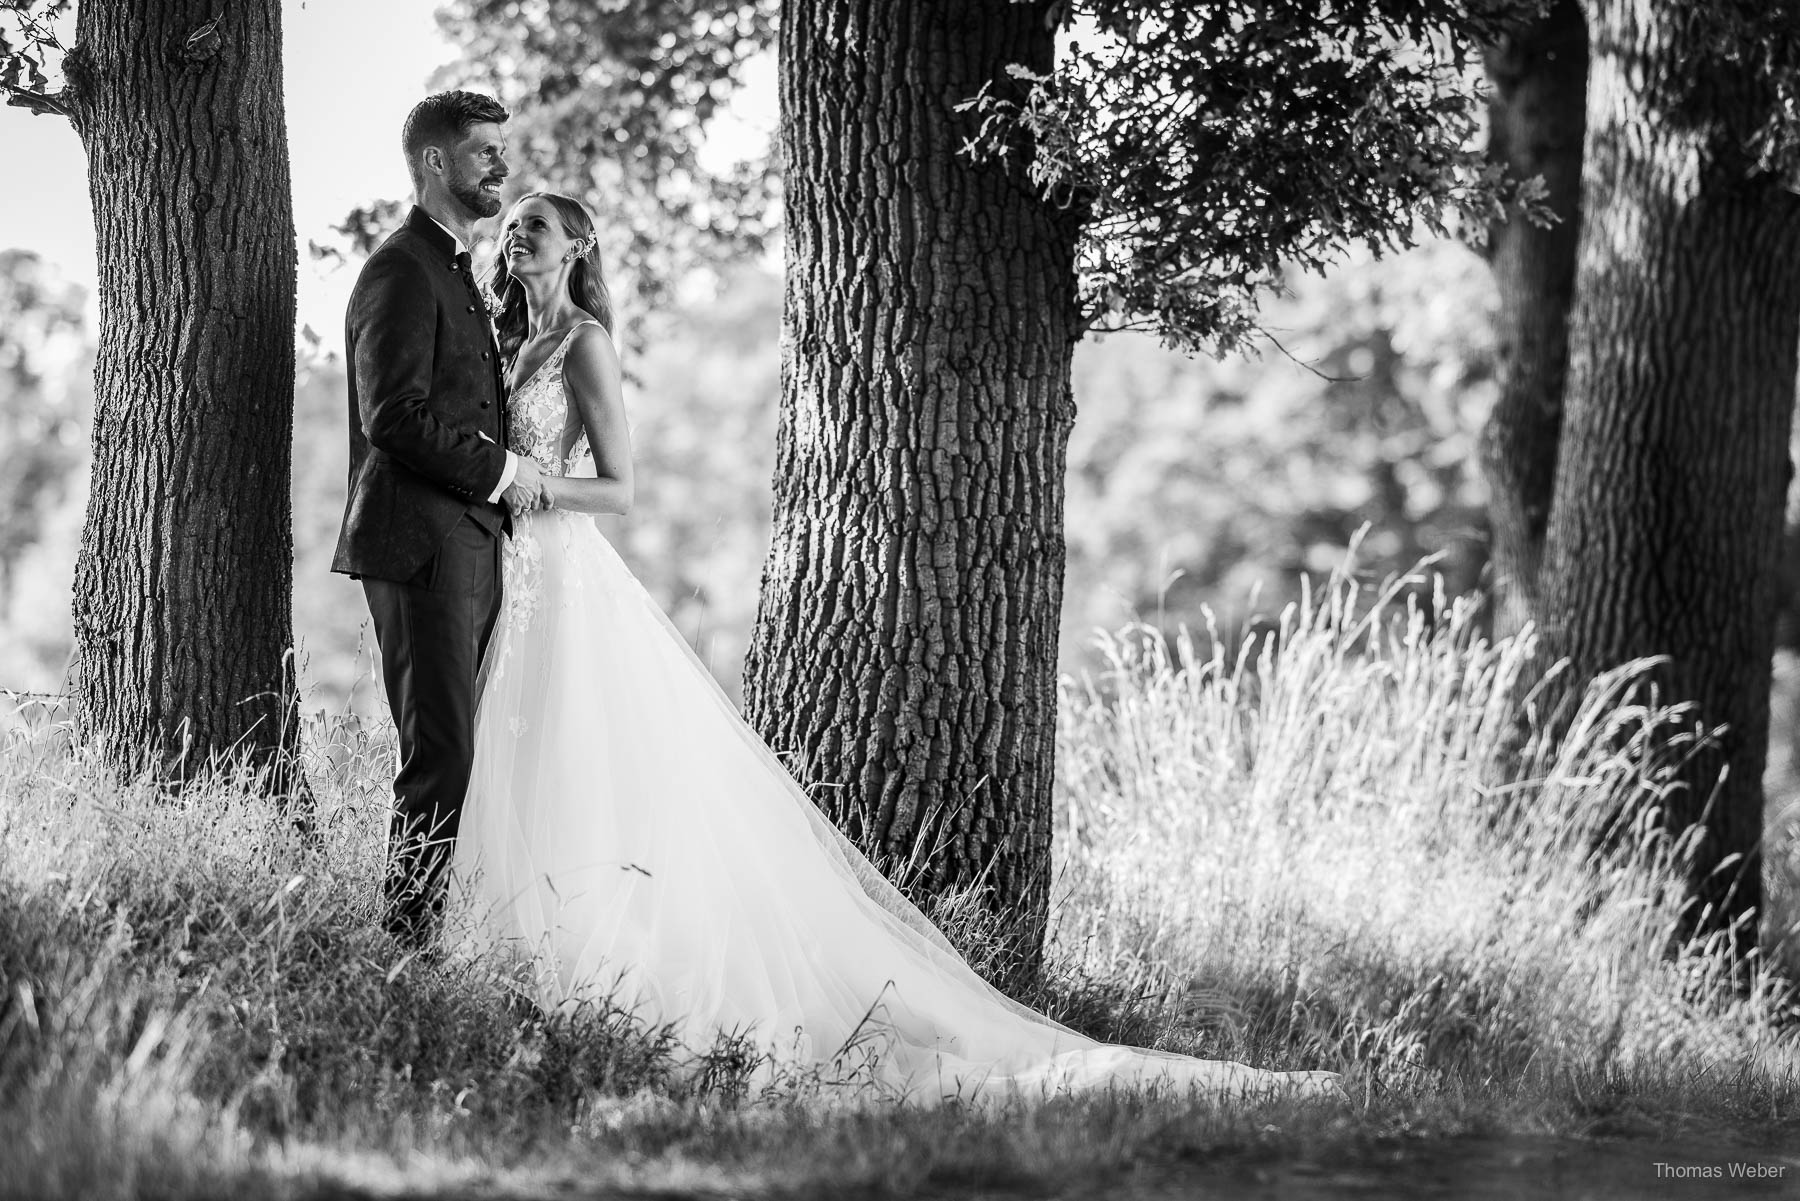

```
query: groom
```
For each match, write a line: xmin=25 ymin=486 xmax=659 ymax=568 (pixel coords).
xmin=332 ymin=90 xmax=547 ymax=948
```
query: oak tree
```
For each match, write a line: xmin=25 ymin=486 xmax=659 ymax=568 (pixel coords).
xmin=1473 ymin=2 xmax=1800 ymax=956
xmin=752 ymin=0 xmax=1529 ymax=963
xmin=1534 ymin=1 xmax=1800 ymax=957
xmin=2 ymin=0 xmax=303 ymax=790
xmin=1476 ymin=0 xmax=1585 ymax=640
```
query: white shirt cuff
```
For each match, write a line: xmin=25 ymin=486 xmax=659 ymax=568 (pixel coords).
xmin=487 ymin=451 xmax=518 ymax=504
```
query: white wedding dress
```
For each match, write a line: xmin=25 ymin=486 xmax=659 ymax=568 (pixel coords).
xmin=450 ymin=322 xmax=1339 ymax=1106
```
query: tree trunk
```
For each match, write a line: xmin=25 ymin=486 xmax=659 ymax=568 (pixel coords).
xmin=63 ymin=1 xmax=301 ymax=788
xmin=1539 ymin=0 xmax=1800 ymax=959
xmin=1478 ymin=0 xmax=1587 ymax=639
xmin=745 ymin=0 xmax=1079 ymax=971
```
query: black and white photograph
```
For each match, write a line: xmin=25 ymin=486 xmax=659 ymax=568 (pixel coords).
xmin=0 ymin=1 xmax=1797 ymax=1197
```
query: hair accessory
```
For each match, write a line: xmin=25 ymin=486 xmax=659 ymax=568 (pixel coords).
xmin=563 ymin=231 xmax=601 ymax=263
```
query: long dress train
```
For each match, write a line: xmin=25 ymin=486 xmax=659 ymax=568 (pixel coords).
xmin=449 ymin=323 xmax=1339 ymax=1105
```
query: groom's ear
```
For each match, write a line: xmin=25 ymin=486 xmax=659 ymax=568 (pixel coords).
xmin=420 ymin=144 xmax=445 ymax=179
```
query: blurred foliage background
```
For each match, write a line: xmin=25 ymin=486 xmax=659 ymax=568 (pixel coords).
xmin=4 ymin=228 xmax=1797 ymax=875
xmin=0 ymin=235 xmax=1498 ymax=709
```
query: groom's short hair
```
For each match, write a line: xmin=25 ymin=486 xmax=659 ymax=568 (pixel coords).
xmin=402 ymin=90 xmax=510 ymax=190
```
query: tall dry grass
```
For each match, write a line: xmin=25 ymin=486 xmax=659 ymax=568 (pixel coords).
xmin=1 ymin=573 xmax=1796 ymax=1198
xmin=1045 ymin=577 xmax=1797 ymax=1104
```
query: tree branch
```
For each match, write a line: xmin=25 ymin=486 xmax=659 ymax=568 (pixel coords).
xmin=2 ymin=80 xmax=70 ymax=117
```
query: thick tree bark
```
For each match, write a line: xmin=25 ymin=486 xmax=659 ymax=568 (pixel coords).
xmin=63 ymin=1 xmax=302 ymax=788
xmin=1540 ymin=1 xmax=1800 ymax=958
xmin=745 ymin=0 xmax=1079 ymax=970
xmin=1478 ymin=0 xmax=1587 ymax=639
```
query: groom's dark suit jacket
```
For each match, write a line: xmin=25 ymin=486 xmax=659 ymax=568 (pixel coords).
xmin=332 ymin=207 xmax=510 ymax=582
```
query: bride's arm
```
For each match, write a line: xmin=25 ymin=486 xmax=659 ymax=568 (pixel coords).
xmin=543 ymin=325 xmax=633 ymax=516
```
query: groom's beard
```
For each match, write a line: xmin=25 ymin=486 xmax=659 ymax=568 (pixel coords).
xmin=448 ymin=165 xmax=503 ymax=220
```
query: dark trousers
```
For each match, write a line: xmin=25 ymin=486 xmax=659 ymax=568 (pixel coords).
xmin=363 ymin=514 xmax=502 ymax=943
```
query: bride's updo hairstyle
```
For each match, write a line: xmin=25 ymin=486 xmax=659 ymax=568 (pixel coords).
xmin=488 ymin=191 xmax=615 ymax=362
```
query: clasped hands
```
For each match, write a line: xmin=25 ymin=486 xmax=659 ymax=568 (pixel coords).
xmin=502 ymin=456 xmax=555 ymax=515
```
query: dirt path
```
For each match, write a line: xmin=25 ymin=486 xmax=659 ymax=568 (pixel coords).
xmin=287 ymin=1134 xmax=1800 ymax=1201
xmin=1088 ymin=1136 xmax=1799 ymax=1201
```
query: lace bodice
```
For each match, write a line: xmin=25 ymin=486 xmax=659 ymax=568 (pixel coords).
xmin=506 ymin=321 xmax=599 ymax=477
xmin=489 ymin=320 xmax=608 ymax=663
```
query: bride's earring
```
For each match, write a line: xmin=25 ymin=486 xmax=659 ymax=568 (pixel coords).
xmin=562 ymin=232 xmax=598 ymax=264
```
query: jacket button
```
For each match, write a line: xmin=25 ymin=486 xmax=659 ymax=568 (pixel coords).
xmin=467 ymin=304 xmax=477 ymax=312
xmin=480 ymin=400 xmax=491 ymax=408
xmin=481 ymin=351 xmax=490 ymax=359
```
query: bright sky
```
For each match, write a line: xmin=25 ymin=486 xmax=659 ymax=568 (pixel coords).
xmin=0 ymin=0 xmax=774 ymax=343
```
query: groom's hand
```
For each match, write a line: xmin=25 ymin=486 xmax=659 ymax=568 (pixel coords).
xmin=503 ymin=457 xmax=549 ymax=515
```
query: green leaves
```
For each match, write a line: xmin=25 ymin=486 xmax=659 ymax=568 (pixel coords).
xmin=0 ymin=0 xmax=71 ymax=108
xmin=966 ymin=0 xmax=1544 ymax=353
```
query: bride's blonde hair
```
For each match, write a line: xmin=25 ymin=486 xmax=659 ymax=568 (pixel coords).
xmin=488 ymin=191 xmax=615 ymax=361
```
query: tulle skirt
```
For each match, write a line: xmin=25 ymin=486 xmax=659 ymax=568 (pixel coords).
xmin=449 ymin=510 xmax=1339 ymax=1106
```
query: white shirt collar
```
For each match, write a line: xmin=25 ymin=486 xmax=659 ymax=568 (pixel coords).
xmin=420 ymin=208 xmax=467 ymax=255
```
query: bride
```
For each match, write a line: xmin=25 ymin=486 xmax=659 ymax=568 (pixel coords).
xmin=450 ymin=191 xmax=1339 ymax=1106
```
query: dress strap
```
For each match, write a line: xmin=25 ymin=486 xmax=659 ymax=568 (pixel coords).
xmin=562 ymin=319 xmax=603 ymax=344
xmin=547 ymin=320 xmax=602 ymax=370
xmin=512 ymin=320 xmax=602 ymax=397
